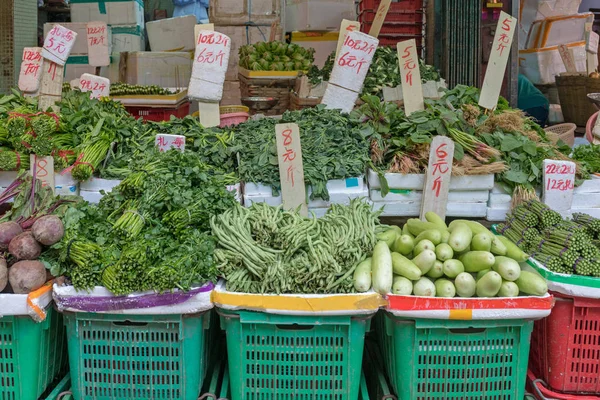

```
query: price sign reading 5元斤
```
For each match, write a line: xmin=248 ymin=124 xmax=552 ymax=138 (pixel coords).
xmin=397 ymin=39 xmax=424 ymax=115
xmin=542 ymin=159 xmax=575 ymax=212
xmin=79 ymin=73 xmax=110 ymax=99
xmin=42 ymin=24 xmax=77 ymax=66
xmin=18 ymin=47 xmax=43 ymax=93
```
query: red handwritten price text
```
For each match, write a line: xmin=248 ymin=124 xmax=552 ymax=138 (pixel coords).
xmin=281 ymin=129 xmax=298 ymax=187
xmin=337 ymin=52 xmax=368 ymax=75
xmin=156 ymin=136 xmax=185 ymax=152
xmin=22 ymin=50 xmax=42 ymax=77
xmin=545 ymin=163 xmax=576 ymax=175
xmin=197 ymin=32 xmax=229 ymax=47
xmin=36 ymin=158 xmax=50 ymax=187
xmin=401 ymin=46 xmax=418 ymax=86
xmin=431 ymin=143 xmax=450 ymax=198
xmin=79 ymin=79 xmax=106 ymax=93
xmin=546 ymin=178 xmax=574 ymax=192
xmin=87 ymin=25 xmax=106 ymax=35
xmin=343 ymin=35 xmax=376 ymax=55
xmin=496 ymin=17 xmax=514 ymax=57
xmin=23 ymin=50 xmax=42 ymax=62
xmin=195 ymin=48 xmax=226 ymax=66
xmin=45 ymin=26 xmax=75 ymax=55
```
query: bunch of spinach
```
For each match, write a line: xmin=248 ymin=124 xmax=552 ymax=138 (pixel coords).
xmin=571 ymin=144 xmax=600 ymax=175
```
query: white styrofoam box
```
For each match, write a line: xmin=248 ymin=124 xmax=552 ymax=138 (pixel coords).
xmin=64 ymin=59 xmax=97 ymax=82
xmin=372 ymin=201 xmax=487 ymax=218
xmin=370 ymin=190 xmax=490 ymax=203
xmin=209 ymin=0 xmax=280 ymax=25
xmin=126 ymin=51 xmax=192 ymax=89
xmin=518 ymin=0 xmax=582 ymax=49
xmin=80 ymin=178 xmax=122 ymax=191
xmin=322 ymin=83 xmax=359 ymax=113
xmin=570 ymin=208 xmax=600 ymax=218
xmin=486 ymin=207 xmax=510 ymax=222
xmin=488 ymin=193 xmax=512 ymax=207
xmin=0 ymin=292 xmax=53 ymax=317
xmin=70 ymin=0 xmax=144 ymax=26
xmin=244 ymin=189 xmax=369 ymax=208
xmin=244 ymin=176 xmax=365 ymax=197
xmin=55 ymin=172 xmax=79 ymax=196
xmin=367 ymin=169 xmax=494 ymax=191
xmin=285 ymin=0 xmax=356 ymax=32
xmin=112 ymin=25 xmax=144 ymax=53
xmin=549 ymin=104 xmax=564 ymax=124
xmin=43 ymin=23 xmax=96 ymax=55
xmin=519 ymin=41 xmax=587 ymax=85
xmin=80 ymin=190 xmax=103 ymax=203
xmin=146 ymin=15 xmax=196 ymax=52
xmin=574 ymin=176 xmax=600 ymax=194
xmin=525 ymin=13 xmax=593 ymax=50
xmin=572 ymin=193 xmax=600 ymax=209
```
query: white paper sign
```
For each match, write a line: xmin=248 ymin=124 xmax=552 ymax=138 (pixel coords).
xmin=478 ymin=12 xmax=517 ymax=110
xmin=542 ymin=160 xmax=575 ymax=212
xmin=188 ymin=30 xmax=231 ymax=102
xmin=87 ymin=22 xmax=110 ymax=67
xmin=328 ymin=31 xmax=378 ymax=94
xmin=155 ymin=134 xmax=186 ymax=152
xmin=397 ymin=39 xmax=424 ymax=115
xmin=18 ymin=48 xmax=43 ymax=93
xmin=588 ymin=31 xmax=599 ymax=54
xmin=79 ymin=73 xmax=110 ymax=99
xmin=42 ymin=24 xmax=77 ymax=66
xmin=420 ymin=136 xmax=454 ymax=220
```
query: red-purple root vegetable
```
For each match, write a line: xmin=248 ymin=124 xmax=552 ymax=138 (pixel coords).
xmin=0 ymin=258 xmax=7 ymax=292
xmin=9 ymin=232 xmax=42 ymax=260
xmin=8 ymin=260 xmax=47 ymax=294
xmin=0 ymin=221 xmax=23 ymax=250
xmin=32 ymin=215 xmax=65 ymax=246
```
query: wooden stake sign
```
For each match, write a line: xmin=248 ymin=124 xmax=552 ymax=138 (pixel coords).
xmin=397 ymin=39 xmax=424 ymax=115
xmin=194 ymin=23 xmax=215 ymax=43
xmin=335 ymin=19 xmax=360 ymax=59
xmin=478 ymin=11 xmax=517 ymax=110
xmin=79 ymin=73 xmax=110 ymax=99
xmin=558 ymin=44 xmax=578 ymax=74
xmin=38 ymin=60 xmax=64 ymax=111
xmin=322 ymin=30 xmax=378 ymax=113
xmin=155 ymin=134 xmax=186 ymax=152
xmin=275 ymin=123 xmax=308 ymax=216
xmin=42 ymin=24 xmax=77 ymax=66
xmin=542 ymin=159 xmax=575 ymax=212
xmin=87 ymin=21 xmax=110 ymax=67
xmin=30 ymin=155 xmax=55 ymax=194
xmin=368 ymin=0 xmax=392 ymax=37
xmin=189 ymin=28 xmax=231 ymax=128
xmin=420 ymin=136 xmax=454 ymax=220
xmin=18 ymin=48 xmax=43 ymax=94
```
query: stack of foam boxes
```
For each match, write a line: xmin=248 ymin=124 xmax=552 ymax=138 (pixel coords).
xmin=67 ymin=0 xmax=145 ymax=81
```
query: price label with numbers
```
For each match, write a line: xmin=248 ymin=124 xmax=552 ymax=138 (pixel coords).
xmin=420 ymin=136 xmax=454 ymax=220
xmin=42 ymin=24 xmax=77 ymax=66
xmin=542 ymin=159 xmax=575 ymax=212
xmin=275 ymin=123 xmax=307 ymax=216
xmin=30 ymin=155 xmax=55 ymax=194
xmin=18 ymin=47 xmax=43 ymax=93
xmin=155 ymin=134 xmax=186 ymax=152
xmin=328 ymin=31 xmax=378 ymax=94
xmin=87 ymin=21 xmax=110 ymax=67
xmin=478 ymin=11 xmax=517 ymax=110
xmin=79 ymin=73 xmax=110 ymax=99
xmin=188 ymin=30 xmax=231 ymax=102
xmin=397 ymin=39 xmax=424 ymax=115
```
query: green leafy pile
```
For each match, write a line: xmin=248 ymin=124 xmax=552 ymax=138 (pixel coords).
xmin=239 ymin=41 xmax=315 ymax=71
xmin=233 ymin=106 xmax=370 ymax=200
xmin=571 ymin=144 xmax=600 ymax=174
xmin=49 ymin=150 xmax=237 ymax=294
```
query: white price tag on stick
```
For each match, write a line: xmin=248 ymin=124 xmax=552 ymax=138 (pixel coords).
xmin=420 ymin=136 xmax=454 ymax=220
xmin=478 ymin=12 xmax=517 ymax=110
xmin=79 ymin=73 xmax=110 ymax=99
xmin=542 ymin=160 xmax=575 ymax=212
xmin=87 ymin=21 xmax=110 ymax=67
xmin=155 ymin=134 xmax=186 ymax=152
xmin=397 ymin=39 xmax=424 ymax=115
xmin=18 ymin=48 xmax=43 ymax=93
xmin=275 ymin=123 xmax=308 ymax=216
xmin=42 ymin=24 xmax=77 ymax=66
xmin=30 ymin=155 xmax=55 ymax=194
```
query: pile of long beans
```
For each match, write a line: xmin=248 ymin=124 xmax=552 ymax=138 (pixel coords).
xmin=211 ymin=199 xmax=385 ymax=294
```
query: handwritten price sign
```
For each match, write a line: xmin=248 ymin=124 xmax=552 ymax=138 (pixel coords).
xmin=335 ymin=19 xmax=360 ymax=58
xmin=188 ymin=30 xmax=231 ymax=102
xmin=87 ymin=21 xmax=110 ymax=67
xmin=155 ymin=134 xmax=186 ymax=152
xmin=275 ymin=123 xmax=307 ymax=216
xmin=397 ymin=39 xmax=424 ymax=115
xmin=542 ymin=159 xmax=575 ymax=212
xmin=420 ymin=136 xmax=454 ymax=220
xmin=79 ymin=73 xmax=110 ymax=99
xmin=328 ymin=31 xmax=378 ymax=94
xmin=42 ymin=24 xmax=77 ymax=66
xmin=30 ymin=155 xmax=55 ymax=194
xmin=18 ymin=48 xmax=43 ymax=93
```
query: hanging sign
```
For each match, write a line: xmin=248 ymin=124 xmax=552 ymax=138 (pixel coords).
xmin=397 ymin=39 xmax=424 ymax=115
xmin=87 ymin=21 xmax=110 ymax=67
xmin=275 ymin=123 xmax=308 ymax=216
xmin=79 ymin=73 xmax=110 ymax=99
xmin=542 ymin=160 xmax=575 ymax=212
xmin=478 ymin=11 xmax=517 ymax=110
xmin=42 ymin=24 xmax=77 ymax=66
xmin=155 ymin=134 xmax=186 ymax=152
xmin=368 ymin=0 xmax=392 ymax=37
xmin=18 ymin=48 xmax=43 ymax=93
xmin=420 ymin=136 xmax=454 ymax=220
xmin=30 ymin=155 xmax=55 ymax=194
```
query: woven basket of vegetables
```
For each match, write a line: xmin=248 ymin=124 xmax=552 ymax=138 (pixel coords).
xmin=239 ymin=74 xmax=295 ymax=116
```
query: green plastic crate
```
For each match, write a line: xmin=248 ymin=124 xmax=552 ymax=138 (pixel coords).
xmin=219 ymin=309 xmax=372 ymax=400
xmin=64 ymin=310 xmax=211 ymax=400
xmin=0 ymin=307 xmax=68 ymax=400
xmin=377 ymin=311 xmax=534 ymax=400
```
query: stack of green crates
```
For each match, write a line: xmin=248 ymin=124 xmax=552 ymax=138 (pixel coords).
xmin=0 ymin=307 xmax=68 ymax=400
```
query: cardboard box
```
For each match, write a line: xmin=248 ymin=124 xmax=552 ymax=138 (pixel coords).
xmin=221 ymin=80 xmax=241 ymax=106
xmin=146 ymin=15 xmax=196 ymax=52
xmin=209 ymin=0 xmax=280 ymax=25
xmin=285 ymin=0 xmax=355 ymax=32
xmin=126 ymin=51 xmax=192 ymax=88
xmin=215 ymin=25 xmax=282 ymax=81
xmin=112 ymin=25 xmax=145 ymax=53
xmin=70 ymin=0 xmax=144 ymax=26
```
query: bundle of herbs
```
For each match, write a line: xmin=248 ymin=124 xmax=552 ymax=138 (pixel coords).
xmin=233 ymin=106 xmax=370 ymax=200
